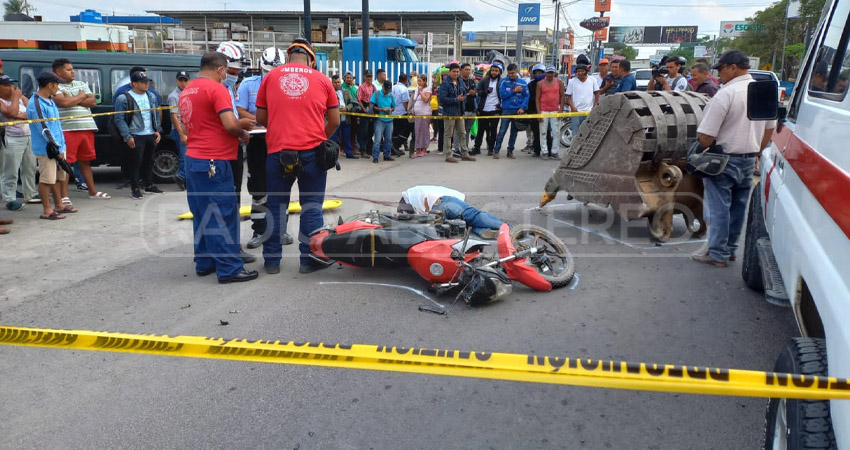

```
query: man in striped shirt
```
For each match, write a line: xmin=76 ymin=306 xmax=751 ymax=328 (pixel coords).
xmin=52 ymin=58 xmax=111 ymax=201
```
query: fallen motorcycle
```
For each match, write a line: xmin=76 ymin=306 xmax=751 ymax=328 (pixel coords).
xmin=308 ymin=211 xmax=575 ymax=308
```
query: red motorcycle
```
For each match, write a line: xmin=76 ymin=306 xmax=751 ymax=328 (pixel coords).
xmin=308 ymin=211 xmax=575 ymax=307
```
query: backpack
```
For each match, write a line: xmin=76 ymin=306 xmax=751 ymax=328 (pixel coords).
xmin=671 ymin=75 xmax=693 ymax=92
xmin=107 ymin=92 xmax=136 ymax=143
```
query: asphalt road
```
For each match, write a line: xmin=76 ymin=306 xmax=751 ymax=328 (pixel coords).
xmin=0 ymin=136 xmax=798 ymax=449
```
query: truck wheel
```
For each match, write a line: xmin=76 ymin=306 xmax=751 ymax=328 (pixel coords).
xmin=763 ymin=338 xmax=837 ymax=450
xmin=152 ymin=148 xmax=179 ymax=184
xmin=743 ymin=185 xmax=768 ymax=291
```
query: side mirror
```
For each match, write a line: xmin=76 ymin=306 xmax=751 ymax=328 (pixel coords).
xmin=747 ymin=80 xmax=780 ymax=121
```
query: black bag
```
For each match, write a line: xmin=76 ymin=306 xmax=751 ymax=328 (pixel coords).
xmin=316 ymin=139 xmax=341 ymax=171
xmin=686 ymin=140 xmax=729 ymax=177
xmin=278 ymin=150 xmax=302 ymax=177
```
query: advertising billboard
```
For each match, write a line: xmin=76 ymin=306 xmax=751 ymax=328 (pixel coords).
xmin=518 ymin=3 xmax=541 ymax=31
xmin=595 ymin=0 xmax=612 ymax=12
xmin=719 ymin=21 xmax=764 ymax=37
xmin=608 ymin=25 xmax=697 ymax=43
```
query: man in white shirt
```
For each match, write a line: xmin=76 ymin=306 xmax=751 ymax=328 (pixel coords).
xmin=565 ymin=64 xmax=600 ymax=138
xmin=398 ymin=185 xmax=504 ymax=239
xmin=391 ymin=73 xmax=411 ymax=154
xmin=473 ymin=63 xmax=503 ymax=155
xmin=691 ymin=50 xmax=776 ymax=268
xmin=648 ymin=56 xmax=689 ymax=92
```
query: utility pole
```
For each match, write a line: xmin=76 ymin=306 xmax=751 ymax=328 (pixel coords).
xmin=362 ymin=0 xmax=370 ymax=75
xmin=552 ymin=0 xmax=561 ymax=69
xmin=501 ymin=25 xmax=513 ymax=55
xmin=304 ymin=0 xmax=312 ymax=42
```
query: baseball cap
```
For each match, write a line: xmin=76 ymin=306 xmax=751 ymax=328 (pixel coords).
xmin=131 ymin=71 xmax=150 ymax=83
xmin=711 ymin=50 xmax=750 ymax=70
xmin=599 ymin=58 xmax=610 ymax=64
xmin=545 ymin=66 xmax=557 ymax=73
xmin=0 ymin=74 xmax=17 ymax=85
xmin=176 ymin=71 xmax=189 ymax=80
xmin=382 ymin=80 xmax=393 ymax=90
xmin=363 ymin=70 xmax=373 ymax=77
xmin=36 ymin=71 xmax=61 ymax=85
xmin=344 ymin=71 xmax=354 ymax=77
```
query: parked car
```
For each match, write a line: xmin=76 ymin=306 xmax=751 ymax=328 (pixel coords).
xmin=634 ymin=69 xmax=652 ymax=91
xmin=750 ymin=69 xmax=788 ymax=102
xmin=743 ymin=0 xmax=850 ymax=447
xmin=0 ymin=50 xmax=200 ymax=182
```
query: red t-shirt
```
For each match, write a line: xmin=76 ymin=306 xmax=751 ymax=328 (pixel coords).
xmin=256 ymin=63 xmax=339 ymax=152
xmin=180 ymin=77 xmax=239 ymax=160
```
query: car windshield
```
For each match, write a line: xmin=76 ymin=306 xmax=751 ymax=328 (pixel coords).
xmin=635 ymin=70 xmax=652 ymax=80
xmin=403 ymin=47 xmax=419 ymax=63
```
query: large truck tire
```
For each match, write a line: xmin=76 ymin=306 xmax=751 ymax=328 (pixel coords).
xmin=743 ymin=184 xmax=768 ymax=291
xmin=763 ymin=338 xmax=837 ymax=450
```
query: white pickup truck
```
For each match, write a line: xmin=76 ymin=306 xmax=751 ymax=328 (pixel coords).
xmin=742 ymin=0 xmax=850 ymax=448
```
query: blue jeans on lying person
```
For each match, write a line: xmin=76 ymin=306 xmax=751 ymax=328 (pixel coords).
xmin=431 ymin=195 xmax=504 ymax=237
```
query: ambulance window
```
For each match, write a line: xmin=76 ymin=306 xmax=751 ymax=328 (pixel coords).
xmin=808 ymin=0 xmax=850 ymax=100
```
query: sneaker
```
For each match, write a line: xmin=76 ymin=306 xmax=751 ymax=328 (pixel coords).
xmin=372 ymin=158 xmax=379 ymax=164
xmin=507 ymin=152 xmax=516 ymax=159
xmin=115 ymin=179 xmax=130 ymax=190
xmin=145 ymin=185 xmax=164 ymax=194
xmin=493 ymin=153 xmax=500 ymax=159
xmin=27 ymin=194 xmax=41 ymax=204
xmin=6 ymin=201 xmax=24 ymax=211
xmin=383 ymin=156 xmax=396 ymax=162
xmin=479 ymin=229 xmax=500 ymax=239
xmin=550 ymin=153 xmax=559 ymax=160
xmin=283 ymin=233 xmax=294 ymax=246
xmin=131 ymin=189 xmax=144 ymax=199
xmin=445 ymin=156 xmax=459 ymax=163
xmin=487 ymin=150 xmax=494 ymax=156
xmin=76 ymin=182 xmax=88 ymax=191
xmin=246 ymin=234 xmax=262 ymax=249
xmin=461 ymin=156 xmax=477 ymax=161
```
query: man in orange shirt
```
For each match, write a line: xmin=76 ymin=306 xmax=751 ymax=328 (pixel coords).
xmin=256 ymin=39 xmax=340 ymax=275
xmin=180 ymin=52 xmax=258 ymax=283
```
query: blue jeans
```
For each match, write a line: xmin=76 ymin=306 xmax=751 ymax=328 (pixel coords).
xmin=185 ymin=156 xmax=243 ymax=279
xmin=431 ymin=196 xmax=504 ymax=236
xmin=171 ymin=128 xmax=187 ymax=179
xmin=703 ymin=156 xmax=756 ymax=263
xmin=263 ymin=149 xmax=327 ymax=267
xmin=494 ymin=116 xmax=519 ymax=154
xmin=334 ymin=122 xmax=353 ymax=157
xmin=372 ymin=120 xmax=393 ymax=159
xmin=570 ymin=115 xmax=586 ymax=138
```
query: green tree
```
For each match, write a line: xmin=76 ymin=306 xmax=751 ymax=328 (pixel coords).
xmin=3 ymin=0 xmax=25 ymax=15
xmin=604 ymin=42 xmax=638 ymax=61
xmin=667 ymin=45 xmax=695 ymax=66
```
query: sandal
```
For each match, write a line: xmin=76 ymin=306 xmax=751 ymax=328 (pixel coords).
xmin=61 ymin=197 xmax=73 ymax=205
xmin=89 ymin=192 xmax=112 ymax=199
xmin=40 ymin=211 xmax=66 ymax=220
xmin=56 ymin=205 xmax=78 ymax=213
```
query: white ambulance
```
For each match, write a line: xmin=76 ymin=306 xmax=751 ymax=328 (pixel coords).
xmin=742 ymin=0 xmax=850 ymax=447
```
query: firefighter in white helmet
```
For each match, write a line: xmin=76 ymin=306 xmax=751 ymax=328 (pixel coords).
xmin=216 ymin=41 xmax=258 ymax=263
xmin=236 ymin=47 xmax=293 ymax=249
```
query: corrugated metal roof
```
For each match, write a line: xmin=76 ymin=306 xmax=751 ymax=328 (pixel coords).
xmin=146 ymin=10 xmax=474 ymax=21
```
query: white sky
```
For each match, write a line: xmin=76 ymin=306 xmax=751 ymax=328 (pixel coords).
xmin=25 ymin=0 xmax=769 ymax=45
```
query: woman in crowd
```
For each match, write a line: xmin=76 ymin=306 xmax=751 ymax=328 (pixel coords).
xmin=409 ymin=75 xmax=432 ymax=158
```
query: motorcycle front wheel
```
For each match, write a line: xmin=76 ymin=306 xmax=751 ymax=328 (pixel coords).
xmin=510 ymin=224 xmax=575 ymax=289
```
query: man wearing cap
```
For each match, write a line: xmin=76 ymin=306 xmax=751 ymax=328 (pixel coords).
xmin=493 ymin=63 xmax=529 ymax=159
xmin=1 ymin=74 xmax=38 ymax=212
xmin=168 ymin=71 xmax=191 ymax=190
xmin=27 ymin=72 xmax=74 ymax=220
xmin=356 ymin=71 xmax=377 ymax=158
xmin=179 ymin=51 xmax=257 ymax=284
xmin=114 ymin=70 xmax=163 ymax=200
xmin=526 ymin=64 xmax=546 ymax=157
xmin=594 ymin=58 xmax=611 ymax=87
xmin=438 ymin=63 xmax=476 ymax=163
xmin=256 ymin=39 xmax=340 ymax=275
xmin=52 ymin=58 xmax=110 ymax=202
xmin=236 ymin=47 xmax=293 ymax=251
xmin=691 ymin=50 xmax=776 ymax=268
xmin=474 ymin=63 xmax=503 ymax=155
xmin=371 ymin=80 xmax=396 ymax=163
xmin=536 ymin=66 xmax=566 ymax=160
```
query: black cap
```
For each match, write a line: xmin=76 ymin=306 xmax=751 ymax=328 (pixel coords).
xmin=131 ymin=71 xmax=150 ymax=83
xmin=382 ymin=80 xmax=393 ymax=90
xmin=176 ymin=71 xmax=189 ymax=80
xmin=0 ymin=74 xmax=17 ymax=85
xmin=363 ymin=70 xmax=373 ymax=77
xmin=711 ymin=50 xmax=750 ymax=70
xmin=36 ymin=71 xmax=61 ymax=85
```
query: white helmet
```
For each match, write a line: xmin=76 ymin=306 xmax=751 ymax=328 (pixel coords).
xmin=261 ymin=47 xmax=285 ymax=72
xmin=216 ymin=41 xmax=248 ymax=70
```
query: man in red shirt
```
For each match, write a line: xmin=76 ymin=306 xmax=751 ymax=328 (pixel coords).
xmin=180 ymin=52 xmax=258 ymax=284
xmin=256 ymin=38 xmax=340 ymax=274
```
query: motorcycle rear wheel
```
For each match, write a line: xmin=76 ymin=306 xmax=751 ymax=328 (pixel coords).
xmin=510 ymin=224 xmax=575 ymax=289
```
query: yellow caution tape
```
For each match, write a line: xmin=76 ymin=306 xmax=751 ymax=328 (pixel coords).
xmin=343 ymin=111 xmax=590 ymax=120
xmin=2 ymin=325 xmax=849 ymax=400
xmin=0 ymin=105 xmax=177 ymax=127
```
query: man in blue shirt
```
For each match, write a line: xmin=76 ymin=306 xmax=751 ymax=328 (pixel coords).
xmin=27 ymin=72 xmax=74 ymax=220
xmin=235 ymin=47 xmax=292 ymax=249
xmin=615 ymin=60 xmax=638 ymax=93
xmin=493 ymin=63 xmax=529 ymax=159
xmin=370 ymin=80 xmax=396 ymax=163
